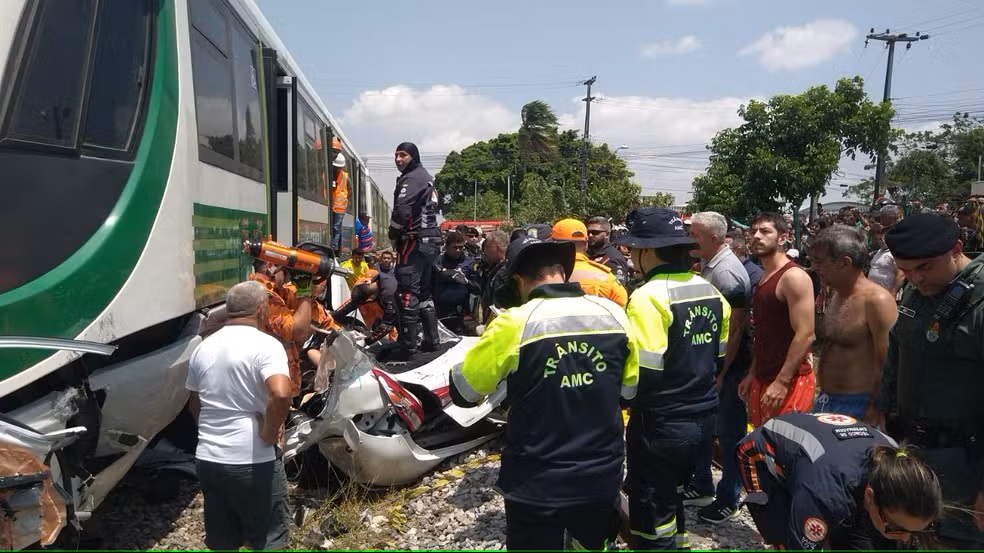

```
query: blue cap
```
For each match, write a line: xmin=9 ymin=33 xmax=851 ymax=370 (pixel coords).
xmin=614 ymin=207 xmax=696 ymax=249
xmin=505 ymin=237 xmax=575 ymax=280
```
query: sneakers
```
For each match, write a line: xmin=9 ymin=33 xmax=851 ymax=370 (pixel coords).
xmin=697 ymin=499 xmax=740 ymax=524
xmin=679 ymin=485 xmax=714 ymax=507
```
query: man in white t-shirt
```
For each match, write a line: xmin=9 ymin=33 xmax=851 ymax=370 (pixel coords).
xmin=867 ymin=226 xmax=904 ymax=295
xmin=186 ymin=280 xmax=293 ymax=551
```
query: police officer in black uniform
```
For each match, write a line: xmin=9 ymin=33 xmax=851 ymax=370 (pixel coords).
xmin=876 ymin=212 xmax=984 ymax=548
xmin=433 ymin=231 xmax=481 ymax=334
xmin=738 ymin=412 xmax=942 ymax=550
xmin=389 ymin=142 xmax=442 ymax=354
xmin=586 ymin=216 xmax=630 ymax=286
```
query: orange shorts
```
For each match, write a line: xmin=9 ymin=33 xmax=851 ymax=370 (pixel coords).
xmin=748 ymin=371 xmax=816 ymax=428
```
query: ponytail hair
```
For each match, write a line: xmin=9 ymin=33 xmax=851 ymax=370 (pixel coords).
xmin=868 ymin=444 xmax=943 ymax=520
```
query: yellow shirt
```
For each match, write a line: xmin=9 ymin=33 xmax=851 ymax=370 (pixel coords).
xmin=340 ymin=258 xmax=370 ymax=290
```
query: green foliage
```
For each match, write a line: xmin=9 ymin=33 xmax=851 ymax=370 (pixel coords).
xmin=435 ymin=102 xmax=644 ymax=224
xmin=688 ymin=76 xmax=897 ymax=217
xmin=845 ymin=113 xmax=984 ymax=206
xmin=638 ymin=192 xmax=676 ymax=207
xmin=442 ymin=189 xmax=508 ymax=220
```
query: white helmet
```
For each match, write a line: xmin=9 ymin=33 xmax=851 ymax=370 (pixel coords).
xmin=332 ymin=152 xmax=346 ymax=168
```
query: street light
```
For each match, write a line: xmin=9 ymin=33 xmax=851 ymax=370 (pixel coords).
xmin=614 ymin=145 xmax=629 ymax=156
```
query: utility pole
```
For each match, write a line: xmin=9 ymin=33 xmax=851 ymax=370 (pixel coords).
xmin=579 ymin=76 xmax=597 ymax=198
xmin=506 ymin=175 xmax=512 ymax=221
xmin=866 ymin=29 xmax=929 ymax=201
xmin=473 ymin=178 xmax=478 ymax=222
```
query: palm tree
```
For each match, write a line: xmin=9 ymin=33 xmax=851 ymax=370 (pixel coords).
xmin=518 ymin=100 xmax=559 ymax=172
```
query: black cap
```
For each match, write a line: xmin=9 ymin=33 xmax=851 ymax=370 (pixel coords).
xmin=359 ymin=212 xmax=370 ymax=219
xmin=505 ymin=237 xmax=575 ymax=280
xmin=614 ymin=207 xmax=696 ymax=249
xmin=886 ymin=212 xmax=960 ymax=259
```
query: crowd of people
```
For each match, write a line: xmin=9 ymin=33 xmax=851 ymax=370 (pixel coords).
xmin=181 ymin=139 xmax=984 ymax=551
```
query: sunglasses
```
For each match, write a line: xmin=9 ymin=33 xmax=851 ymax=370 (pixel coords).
xmin=587 ymin=230 xmax=607 ymax=236
xmin=877 ymin=507 xmax=934 ymax=537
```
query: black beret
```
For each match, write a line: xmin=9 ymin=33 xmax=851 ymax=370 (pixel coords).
xmin=885 ymin=213 xmax=960 ymax=259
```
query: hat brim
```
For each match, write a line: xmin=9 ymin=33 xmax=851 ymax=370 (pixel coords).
xmin=507 ymin=241 xmax=576 ymax=281
xmin=613 ymin=235 xmax=696 ymax=249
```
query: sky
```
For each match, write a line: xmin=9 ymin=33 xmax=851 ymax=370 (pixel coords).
xmin=255 ymin=0 xmax=984 ymax=210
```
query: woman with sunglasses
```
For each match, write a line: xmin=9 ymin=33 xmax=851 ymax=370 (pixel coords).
xmin=738 ymin=411 xmax=942 ymax=550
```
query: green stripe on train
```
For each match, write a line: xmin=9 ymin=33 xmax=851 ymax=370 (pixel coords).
xmin=192 ymin=203 xmax=266 ymax=308
xmin=0 ymin=0 xmax=179 ymax=380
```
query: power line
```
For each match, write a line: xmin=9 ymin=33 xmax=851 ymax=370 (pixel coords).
xmin=579 ymin=76 xmax=597 ymax=197
xmin=866 ymin=28 xmax=931 ymax=199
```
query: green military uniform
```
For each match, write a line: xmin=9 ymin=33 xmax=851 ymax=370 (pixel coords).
xmin=879 ymin=214 xmax=984 ymax=546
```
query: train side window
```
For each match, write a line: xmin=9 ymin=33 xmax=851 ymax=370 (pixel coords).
xmin=189 ymin=0 xmax=264 ymax=181
xmin=1 ymin=0 xmax=98 ymax=150
xmin=190 ymin=33 xmax=235 ymax=160
xmin=232 ymin=24 xmax=263 ymax=177
xmin=296 ymin=102 xmax=327 ymax=205
xmin=82 ymin=0 xmax=154 ymax=155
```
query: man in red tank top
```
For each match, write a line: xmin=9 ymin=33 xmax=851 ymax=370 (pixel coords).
xmin=738 ymin=212 xmax=817 ymax=427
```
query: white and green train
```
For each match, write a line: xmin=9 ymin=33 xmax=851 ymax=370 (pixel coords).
xmin=0 ymin=0 xmax=388 ymax=547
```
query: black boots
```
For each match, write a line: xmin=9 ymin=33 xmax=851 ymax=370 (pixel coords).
xmin=419 ymin=302 xmax=440 ymax=352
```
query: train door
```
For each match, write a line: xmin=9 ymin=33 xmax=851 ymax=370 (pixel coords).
xmin=262 ymin=48 xmax=296 ymax=243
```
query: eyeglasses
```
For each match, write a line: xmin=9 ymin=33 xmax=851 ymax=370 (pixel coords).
xmin=877 ymin=507 xmax=934 ymax=537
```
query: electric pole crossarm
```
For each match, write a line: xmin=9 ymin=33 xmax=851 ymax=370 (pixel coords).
xmin=579 ymin=76 xmax=597 ymax=198
xmin=866 ymin=29 xmax=929 ymax=201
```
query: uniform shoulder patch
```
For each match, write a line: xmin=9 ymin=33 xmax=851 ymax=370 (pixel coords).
xmin=832 ymin=426 xmax=873 ymax=440
xmin=814 ymin=413 xmax=857 ymax=425
xmin=803 ymin=517 xmax=828 ymax=543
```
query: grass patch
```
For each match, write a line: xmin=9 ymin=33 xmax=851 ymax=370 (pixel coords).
xmin=288 ymin=476 xmax=412 ymax=551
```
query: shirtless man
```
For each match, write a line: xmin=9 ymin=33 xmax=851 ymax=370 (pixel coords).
xmin=738 ymin=212 xmax=816 ymax=427
xmin=809 ymin=225 xmax=898 ymax=422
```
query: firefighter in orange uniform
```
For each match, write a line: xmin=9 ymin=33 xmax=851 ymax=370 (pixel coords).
xmin=331 ymin=147 xmax=349 ymax=252
xmin=552 ymin=218 xmax=628 ymax=307
xmin=249 ymin=257 xmax=335 ymax=397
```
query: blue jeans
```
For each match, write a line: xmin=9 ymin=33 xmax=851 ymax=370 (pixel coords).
xmin=692 ymin=365 xmax=747 ymax=506
xmin=330 ymin=211 xmax=344 ymax=251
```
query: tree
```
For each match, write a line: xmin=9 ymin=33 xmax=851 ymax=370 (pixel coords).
xmin=845 ymin=113 xmax=984 ymax=206
xmin=518 ymin=100 xmax=559 ymax=172
xmin=443 ymin=189 xmax=508 ymax=220
xmin=638 ymin=192 xmax=676 ymax=207
xmin=688 ymin=76 xmax=897 ymax=218
xmin=435 ymin=101 xmax=645 ymax=224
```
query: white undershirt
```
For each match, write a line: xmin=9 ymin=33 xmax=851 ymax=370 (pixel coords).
xmin=868 ymin=248 xmax=898 ymax=291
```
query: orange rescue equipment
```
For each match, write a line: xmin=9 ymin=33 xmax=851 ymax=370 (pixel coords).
xmin=244 ymin=240 xmax=337 ymax=277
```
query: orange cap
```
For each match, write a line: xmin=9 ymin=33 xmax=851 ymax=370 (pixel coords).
xmin=552 ymin=218 xmax=588 ymax=241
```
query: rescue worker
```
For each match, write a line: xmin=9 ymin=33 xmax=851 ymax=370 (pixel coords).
xmin=329 ymin=269 xmax=400 ymax=345
xmin=877 ymin=212 xmax=984 ymax=548
xmin=433 ymin=231 xmax=481 ymax=334
xmin=450 ymin=236 xmax=639 ymax=551
xmin=614 ymin=207 xmax=730 ymax=550
xmin=587 ymin=216 xmax=630 ymax=287
xmin=738 ymin=412 xmax=942 ymax=550
xmin=389 ymin=142 xmax=442 ymax=355
xmin=330 ymin=151 xmax=348 ymax=252
xmin=355 ymin=212 xmax=374 ymax=252
xmin=552 ymin=218 xmax=628 ymax=307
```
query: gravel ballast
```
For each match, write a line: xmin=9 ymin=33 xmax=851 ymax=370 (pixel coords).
xmin=71 ymin=442 xmax=765 ymax=550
